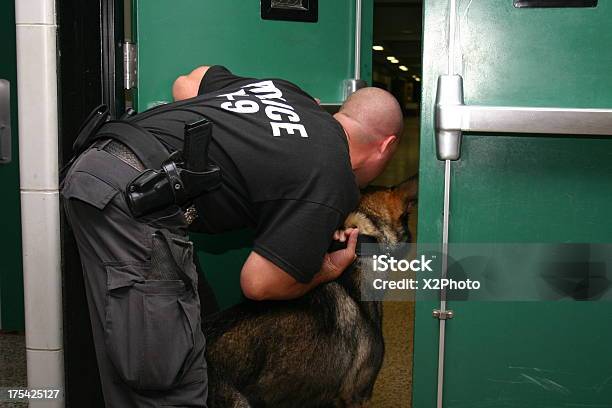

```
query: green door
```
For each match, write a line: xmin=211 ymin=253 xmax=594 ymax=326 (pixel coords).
xmin=415 ymin=1 xmax=612 ymax=407
xmin=0 ymin=0 xmax=24 ymax=331
xmin=133 ymin=0 xmax=373 ymax=308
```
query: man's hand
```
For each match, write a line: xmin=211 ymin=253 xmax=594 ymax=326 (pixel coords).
xmin=240 ymin=228 xmax=359 ymax=301
xmin=172 ymin=66 xmax=210 ymax=101
xmin=320 ymin=228 xmax=359 ymax=281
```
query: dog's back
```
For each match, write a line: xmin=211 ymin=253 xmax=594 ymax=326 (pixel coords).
xmin=203 ymin=177 xmax=417 ymax=407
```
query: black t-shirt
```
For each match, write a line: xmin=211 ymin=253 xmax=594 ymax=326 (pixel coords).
xmin=129 ymin=66 xmax=360 ymax=283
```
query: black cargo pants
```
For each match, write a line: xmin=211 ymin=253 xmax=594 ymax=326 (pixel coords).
xmin=61 ymin=139 xmax=208 ymax=407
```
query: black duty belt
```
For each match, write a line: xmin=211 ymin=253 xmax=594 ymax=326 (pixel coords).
xmin=101 ymin=139 xmax=145 ymax=172
xmin=95 ymin=121 xmax=169 ymax=169
xmin=67 ymin=104 xmax=168 ymax=171
xmin=64 ymin=104 xmax=221 ymax=219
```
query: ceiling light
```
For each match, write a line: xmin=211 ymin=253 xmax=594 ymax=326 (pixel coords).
xmin=414 ymin=77 xmax=421 ymax=82
xmin=386 ymin=56 xmax=396 ymax=61
xmin=372 ymin=45 xmax=384 ymax=51
xmin=390 ymin=59 xmax=399 ymax=64
xmin=399 ymin=65 xmax=408 ymax=71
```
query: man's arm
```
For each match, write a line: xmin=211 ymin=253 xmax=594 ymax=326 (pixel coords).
xmin=240 ymin=228 xmax=359 ymax=300
xmin=172 ymin=66 xmax=211 ymax=101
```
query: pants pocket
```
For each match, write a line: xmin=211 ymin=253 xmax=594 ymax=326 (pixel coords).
xmin=141 ymin=287 xmax=195 ymax=389
xmin=104 ymin=259 xmax=202 ymax=391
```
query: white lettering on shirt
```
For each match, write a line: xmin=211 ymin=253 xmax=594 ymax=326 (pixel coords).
xmin=265 ymin=106 xmax=300 ymax=122
xmin=217 ymin=80 xmax=309 ymax=138
xmin=220 ymin=100 xmax=259 ymax=114
xmin=270 ymin=122 xmax=308 ymax=138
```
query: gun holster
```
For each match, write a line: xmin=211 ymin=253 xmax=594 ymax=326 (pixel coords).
xmin=125 ymin=119 xmax=221 ymax=218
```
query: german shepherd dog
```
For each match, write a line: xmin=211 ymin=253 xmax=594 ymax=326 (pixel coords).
xmin=203 ymin=176 xmax=418 ymax=408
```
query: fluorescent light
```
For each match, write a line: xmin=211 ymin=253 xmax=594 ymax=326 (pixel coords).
xmin=372 ymin=45 xmax=384 ymax=51
xmin=390 ymin=59 xmax=399 ymax=64
xmin=399 ymin=65 xmax=408 ymax=71
xmin=414 ymin=77 xmax=421 ymax=82
xmin=386 ymin=56 xmax=396 ymax=61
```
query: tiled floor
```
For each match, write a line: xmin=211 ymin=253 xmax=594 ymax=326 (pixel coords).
xmin=0 ymin=331 xmax=27 ymax=407
xmin=370 ymin=115 xmax=420 ymax=408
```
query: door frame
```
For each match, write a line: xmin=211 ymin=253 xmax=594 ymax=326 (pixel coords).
xmin=57 ymin=0 xmax=123 ymax=405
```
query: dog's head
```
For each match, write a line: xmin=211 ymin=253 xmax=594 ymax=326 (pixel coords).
xmin=344 ymin=175 xmax=418 ymax=246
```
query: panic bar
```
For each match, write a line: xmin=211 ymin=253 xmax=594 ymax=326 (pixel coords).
xmin=435 ymin=75 xmax=612 ymax=160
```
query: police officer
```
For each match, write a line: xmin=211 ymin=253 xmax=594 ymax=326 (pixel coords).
xmin=61 ymin=65 xmax=403 ymax=407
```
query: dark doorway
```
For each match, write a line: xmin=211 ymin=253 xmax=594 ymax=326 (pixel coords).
xmin=370 ymin=1 xmax=423 ymax=407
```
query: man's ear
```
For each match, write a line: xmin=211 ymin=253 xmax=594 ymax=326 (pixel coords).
xmin=378 ymin=134 xmax=398 ymax=155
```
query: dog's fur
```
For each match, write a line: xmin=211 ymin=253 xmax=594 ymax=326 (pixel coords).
xmin=203 ymin=176 xmax=418 ymax=408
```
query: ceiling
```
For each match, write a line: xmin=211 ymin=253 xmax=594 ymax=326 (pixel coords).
xmin=373 ymin=0 xmax=423 ymax=79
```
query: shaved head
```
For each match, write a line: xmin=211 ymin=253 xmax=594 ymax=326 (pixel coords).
xmin=333 ymin=87 xmax=404 ymax=187
xmin=338 ymin=87 xmax=403 ymax=143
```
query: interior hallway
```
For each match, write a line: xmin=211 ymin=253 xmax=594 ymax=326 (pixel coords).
xmin=370 ymin=115 xmax=419 ymax=407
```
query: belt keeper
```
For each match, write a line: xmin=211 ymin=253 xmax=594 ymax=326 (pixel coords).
xmin=162 ymin=160 xmax=188 ymax=204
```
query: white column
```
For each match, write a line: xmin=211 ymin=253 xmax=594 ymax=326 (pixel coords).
xmin=15 ymin=0 xmax=64 ymax=406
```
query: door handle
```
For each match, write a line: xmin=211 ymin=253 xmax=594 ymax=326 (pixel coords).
xmin=0 ymin=79 xmax=11 ymax=164
xmin=435 ymin=75 xmax=612 ymax=160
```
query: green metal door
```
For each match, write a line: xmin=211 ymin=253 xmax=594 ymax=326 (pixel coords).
xmin=133 ymin=0 xmax=373 ymax=308
xmin=415 ymin=1 xmax=612 ymax=407
xmin=0 ymin=0 xmax=24 ymax=331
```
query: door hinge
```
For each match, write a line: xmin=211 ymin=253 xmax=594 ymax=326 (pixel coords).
xmin=123 ymin=42 xmax=137 ymax=90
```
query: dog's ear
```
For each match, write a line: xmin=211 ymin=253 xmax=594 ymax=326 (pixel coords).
xmin=395 ymin=174 xmax=418 ymax=209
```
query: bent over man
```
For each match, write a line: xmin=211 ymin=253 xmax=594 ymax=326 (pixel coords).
xmin=61 ymin=65 xmax=403 ymax=406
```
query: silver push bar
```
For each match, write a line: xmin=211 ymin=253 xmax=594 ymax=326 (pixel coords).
xmin=435 ymin=75 xmax=612 ymax=160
